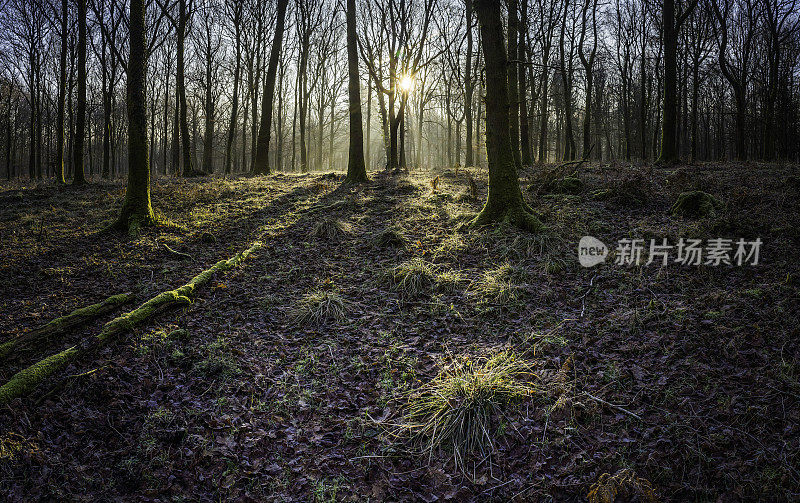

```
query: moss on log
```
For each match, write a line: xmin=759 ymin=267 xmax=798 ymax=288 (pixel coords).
xmin=0 ymin=241 xmax=262 ymax=405
xmin=0 ymin=292 xmax=134 ymax=361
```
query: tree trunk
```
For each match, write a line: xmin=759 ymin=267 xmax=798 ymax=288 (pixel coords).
xmin=506 ymin=0 xmax=522 ymax=168
xmin=344 ymin=0 xmax=367 ymax=183
xmin=56 ymin=0 xmax=68 ymax=183
xmin=252 ymin=0 xmax=289 ymax=175
xmin=471 ymin=0 xmax=542 ymax=232
xmin=518 ymin=0 xmax=532 ymax=166
xmin=73 ymin=0 xmax=87 ymax=184
xmin=658 ymin=0 xmax=679 ymax=163
xmin=465 ymin=0 xmax=474 ymax=167
xmin=114 ymin=0 xmax=155 ymax=233
xmin=177 ymin=0 xmax=196 ymax=176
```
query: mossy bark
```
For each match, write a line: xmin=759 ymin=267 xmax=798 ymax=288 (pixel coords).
xmin=112 ymin=0 xmax=155 ymax=235
xmin=0 ymin=242 xmax=262 ymax=405
xmin=0 ymin=292 xmax=133 ymax=360
xmin=470 ymin=0 xmax=543 ymax=233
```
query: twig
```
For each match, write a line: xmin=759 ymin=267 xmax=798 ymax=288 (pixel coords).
xmin=581 ymin=391 xmax=644 ymax=421
xmin=161 ymin=242 xmax=192 ymax=260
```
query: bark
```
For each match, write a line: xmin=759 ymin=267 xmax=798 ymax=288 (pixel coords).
xmin=471 ymin=0 xmax=542 ymax=232
xmin=465 ymin=0 xmax=474 ymax=166
xmin=518 ymin=0 xmax=531 ymax=166
xmin=344 ymin=0 xmax=367 ymax=183
xmin=177 ymin=0 xmax=197 ymax=176
xmin=56 ymin=0 xmax=67 ymax=184
xmin=114 ymin=0 xmax=155 ymax=234
xmin=507 ymin=0 xmax=522 ymax=168
xmin=253 ymin=0 xmax=289 ymax=175
xmin=225 ymin=6 xmax=242 ymax=175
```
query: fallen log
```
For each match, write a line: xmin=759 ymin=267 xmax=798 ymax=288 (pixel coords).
xmin=0 ymin=292 xmax=134 ymax=361
xmin=0 ymin=241 xmax=262 ymax=405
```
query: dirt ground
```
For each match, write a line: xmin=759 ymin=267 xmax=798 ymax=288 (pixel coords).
xmin=0 ymin=162 xmax=798 ymax=502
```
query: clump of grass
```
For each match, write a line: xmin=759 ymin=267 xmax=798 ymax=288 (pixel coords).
xmin=473 ymin=263 xmax=519 ymax=304
xmin=586 ymin=469 xmax=658 ymax=503
xmin=400 ymin=350 xmax=538 ymax=471
xmin=309 ymin=218 xmax=353 ymax=241
xmin=390 ymin=258 xmax=437 ymax=298
xmin=433 ymin=232 xmax=468 ymax=259
xmin=435 ymin=270 xmax=463 ymax=294
xmin=371 ymin=225 xmax=408 ymax=249
xmin=291 ymin=289 xmax=348 ymax=325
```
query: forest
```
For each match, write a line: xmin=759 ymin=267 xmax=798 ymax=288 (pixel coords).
xmin=0 ymin=0 xmax=799 ymax=500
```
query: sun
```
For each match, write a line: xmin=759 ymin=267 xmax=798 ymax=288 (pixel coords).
xmin=398 ymin=74 xmax=415 ymax=93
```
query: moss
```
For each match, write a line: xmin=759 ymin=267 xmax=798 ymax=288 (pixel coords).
xmin=0 ymin=241 xmax=262 ymax=405
xmin=0 ymin=292 xmax=134 ymax=361
xmin=542 ymin=176 xmax=583 ymax=195
xmin=0 ymin=345 xmax=80 ymax=404
xmin=470 ymin=204 xmax=544 ymax=233
xmin=670 ymin=191 xmax=723 ymax=218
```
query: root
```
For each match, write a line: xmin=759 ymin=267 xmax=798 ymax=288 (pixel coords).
xmin=0 ymin=241 xmax=262 ymax=405
xmin=0 ymin=292 xmax=134 ymax=361
xmin=470 ymin=203 xmax=545 ymax=233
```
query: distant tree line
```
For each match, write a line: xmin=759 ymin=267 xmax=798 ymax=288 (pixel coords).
xmin=0 ymin=0 xmax=799 ymax=183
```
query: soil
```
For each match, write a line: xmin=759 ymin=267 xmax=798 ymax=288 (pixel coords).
xmin=0 ymin=162 xmax=798 ymax=502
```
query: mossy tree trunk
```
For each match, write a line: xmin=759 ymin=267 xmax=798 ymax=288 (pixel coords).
xmin=72 ymin=0 xmax=87 ymax=185
xmin=471 ymin=0 xmax=542 ymax=232
xmin=253 ymin=0 xmax=289 ymax=176
xmin=113 ymin=0 xmax=155 ymax=233
xmin=344 ymin=0 xmax=368 ymax=183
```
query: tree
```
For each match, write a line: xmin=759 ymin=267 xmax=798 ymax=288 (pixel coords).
xmin=177 ymin=0 xmax=202 ymax=176
xmin=224 ymin=0 xmax=243 ymax=174
xmin=112 ymin=0 xmax=154 ymax=233
xmin=711 ymin=0 xmax=758 ymax=161
xmin=464 ymin=0 xmax=475 ymax=167
xmin=344 ymin=0 xmax=367 ymax=183
xmin=55 ymin=0 xmax=68 ymax=183
xmin=657 ymin=0 xmax=697 ymax=164
xmin=470 ymin=0 xmax=542 ymax=232
xmin=72 ymin=0 xmax=87 ymax=184
xmin=578 ymin=0 xmax=598 ymax=159
xmin=252 ymin=0 xmax=289 ymax=175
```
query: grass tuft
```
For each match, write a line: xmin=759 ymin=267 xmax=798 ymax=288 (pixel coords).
xmin=586 ymin=469 xmax=658 ymax=503
xmin=399 ymin=350 xmax=538 ymax=471
xmin=371 ymin=225 xmax=408 ymax=249
xmin=390 ymin=258 xmax=437 ymax=298
xmin=310 ymin=218 xmax=353 ymax=241
xmin=472 ymin=263 xmax=519 ymax=304
xmin=291 ymin=289 xmax=348 ymax=325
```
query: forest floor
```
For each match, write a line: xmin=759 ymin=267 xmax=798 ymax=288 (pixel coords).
xmin=0 ymin=161 xmax=799 ymax=502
